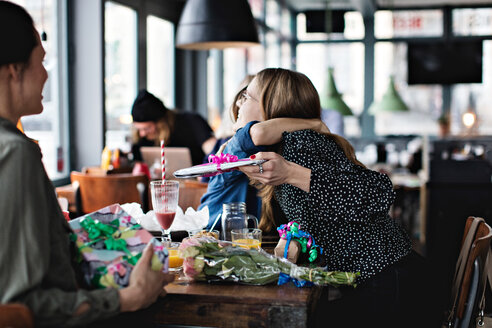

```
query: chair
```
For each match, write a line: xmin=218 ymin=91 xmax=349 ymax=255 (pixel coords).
xmin=70 ymin=171 xmax=150 ymax=216
xmin=81 ymin=166 xmax=133 ymax=175
xmin=177 ymin=180 xmax=208 ymax=211
xmin=0 ymin=303 xmax=33 ymax=328
xmin=445 ymin=216 xmax=492 ymax=328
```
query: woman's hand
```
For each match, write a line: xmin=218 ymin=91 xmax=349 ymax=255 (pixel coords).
xmin=239 ymin=152 xmax=311 ymax=192
xmin=119 ymin=243 xmax=175 ymax=312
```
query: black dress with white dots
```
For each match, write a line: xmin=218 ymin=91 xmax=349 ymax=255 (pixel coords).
xmin=275 ymin=130 xmax=412 ymax=282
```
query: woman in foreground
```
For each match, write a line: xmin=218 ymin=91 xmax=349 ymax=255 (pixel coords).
xmin=0 ymin=2 xmax=173 ymax=326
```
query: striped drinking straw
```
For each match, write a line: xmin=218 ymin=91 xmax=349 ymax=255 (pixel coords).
xmin=160 ymin=139 xmax=165 ymax=181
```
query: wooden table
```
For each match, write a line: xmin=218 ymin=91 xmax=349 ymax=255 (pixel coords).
xmin=116 ymin=279 xmax=324 ymax=328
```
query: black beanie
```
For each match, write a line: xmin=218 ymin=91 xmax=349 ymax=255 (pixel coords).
xmin=131 ymin=90 xmax=168 ymax=122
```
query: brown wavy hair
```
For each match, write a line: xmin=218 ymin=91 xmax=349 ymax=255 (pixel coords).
xmin=253 ymin=68 xmax=366 ymax=232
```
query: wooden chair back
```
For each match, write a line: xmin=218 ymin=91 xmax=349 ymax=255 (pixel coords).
xmin=0 ymin=303 xmax=33 ymax=328
xmin=177 ymin=180 xmax=208 ymax=211
xmin=456 ymin=216 xmax=492 ymax=319
xmin=70 ymin=171 xmax=149 ymax=215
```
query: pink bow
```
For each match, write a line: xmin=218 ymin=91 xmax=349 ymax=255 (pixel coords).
xmin=202 ymin=153 xmax=239 ymax=177
xmin=208 ymin=153 xmax=238 ymax=168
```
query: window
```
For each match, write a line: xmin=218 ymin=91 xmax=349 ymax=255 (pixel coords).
xmin=449 ymin=40 xmax=492 ymax=135
xmin=246 ymin=32 xmax=266 ymax=74
xmin=147 ymin=15 xmax=175 ymax=108
xmin=13 ymin=0 xmax=69 ymax=181
xmin=104 ymin=2 xmax=137 ymax=152
xmin=248 ymin=0 xmax=264 ymax=19
xmin=375 ymin=10 xmax=443 ymax=39
xmin=453 ymin=8 xmax=492 ymax=36
xmin=373 ymin=42 xmax=441 ymax=136
xmin=297 ymin=42 xmax=365 ymax=137
xmin=266 ymin=0 xmax=280 ymax=29
xmin=265 ymin=31 xmax=280 ymax=67
xmin=224 ymin=48 xmax=247 ymax=110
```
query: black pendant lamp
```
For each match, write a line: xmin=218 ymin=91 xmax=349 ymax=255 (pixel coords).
xmin=176 ymin=0 xmax=260 ymax=50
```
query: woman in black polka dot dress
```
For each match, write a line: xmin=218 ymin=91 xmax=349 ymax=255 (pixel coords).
xmin=239 ymin=68 xmax=438 ymax=327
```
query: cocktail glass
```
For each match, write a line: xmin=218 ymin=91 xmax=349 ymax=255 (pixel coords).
xmin=150 ymin=180 xmax=179 ymax=242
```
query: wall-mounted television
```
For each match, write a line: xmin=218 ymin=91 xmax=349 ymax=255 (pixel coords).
xmin=304 ymin=10 xmax=346 ymax=33
xmin=407 ymin=41 xmax=483 ymax=85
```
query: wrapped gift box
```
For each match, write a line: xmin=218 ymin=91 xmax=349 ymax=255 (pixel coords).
xmin=69 ymin=203 xmax=168 ymax=289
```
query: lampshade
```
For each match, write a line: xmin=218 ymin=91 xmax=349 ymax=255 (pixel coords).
xmin=321 ymin=68 xmax=353 ymax=116
xmin=369 ymin=76 xmax=409 ymax=114
xmin=176 ymin=0 xmax=260 ymax=50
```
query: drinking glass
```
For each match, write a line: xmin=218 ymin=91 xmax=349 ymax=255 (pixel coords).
xmin=167 ymin=242 xmax=183 ymax=272
xmin=231 ymin=228 xmax=262 ymax=249
xmin=221 ymin=202 xmax=258 ymax=241
xmin=150 ymin=180 xmax=180 ymax=242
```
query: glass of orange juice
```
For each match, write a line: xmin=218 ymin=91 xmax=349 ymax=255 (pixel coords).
xmin=231 ymin=228 xmax=262 ymax=249
xmin=167 ymin=242 xmax=183 ymax=272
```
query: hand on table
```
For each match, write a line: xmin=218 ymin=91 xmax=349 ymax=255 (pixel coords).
xmin=119 ymin=243 xmax=175 ymax=312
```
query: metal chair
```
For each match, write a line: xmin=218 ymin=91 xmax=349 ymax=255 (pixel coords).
xmin=70 ymin=171 xmax=149 ymax=216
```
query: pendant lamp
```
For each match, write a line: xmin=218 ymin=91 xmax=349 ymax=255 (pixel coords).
xmin=321 ymin=68 xmax=353 ymax=116
xmin=176 ymin=0 xmax=260 ymax=50
xmin=369 ymin=76 xmax=409 ymax=114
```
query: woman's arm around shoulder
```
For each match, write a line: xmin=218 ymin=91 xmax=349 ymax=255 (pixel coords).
xmin=249 ymin=118 xmax=330 ymax=146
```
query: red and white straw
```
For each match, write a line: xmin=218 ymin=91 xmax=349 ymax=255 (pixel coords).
xmin=160 ymin=139 xmax=165 ymax=181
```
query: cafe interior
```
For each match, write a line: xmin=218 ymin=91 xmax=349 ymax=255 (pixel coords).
xmin=4 ymin=0 xmax=492 ymax=327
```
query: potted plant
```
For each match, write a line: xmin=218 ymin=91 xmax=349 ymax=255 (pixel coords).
xmin=437 ymin=113 xmax=450 ymax=137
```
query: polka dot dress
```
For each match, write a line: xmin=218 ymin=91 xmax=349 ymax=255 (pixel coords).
xmin=276 ymin=130 xmax=412 ymax=282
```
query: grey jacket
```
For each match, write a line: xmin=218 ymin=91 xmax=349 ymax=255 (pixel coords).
xmin=0 ymin=117 xmax=119 ymax=327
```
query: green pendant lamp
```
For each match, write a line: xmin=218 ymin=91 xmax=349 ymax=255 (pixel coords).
xmin=369 ymin=76 xmax=409 ymax=114
xmin=321 ymin=68 xmax=353 ymax=116
xmin=176 ymin=0 xmax=260 ymax=50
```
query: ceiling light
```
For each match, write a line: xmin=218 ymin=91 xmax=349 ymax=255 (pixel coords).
xmin=176 ymin=0 xmax=260 ymax=50
xmin=321 ymin=67 xmax=353 ymax=116
xmin=369 ymin=76 xmax=409 ymax=114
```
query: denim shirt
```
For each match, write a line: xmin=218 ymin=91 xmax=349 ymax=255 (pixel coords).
xmin=198 ymin=121 xmax=265 ymax=230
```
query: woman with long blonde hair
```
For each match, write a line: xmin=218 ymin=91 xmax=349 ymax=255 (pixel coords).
xmin=238 ymin=68 xmax=434 ymax=327
xmin=199 ymin=70 xmax=329 ymax=228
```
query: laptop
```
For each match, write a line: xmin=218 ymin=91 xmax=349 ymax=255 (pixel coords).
xmin=140 ymin=146 xmax=193 ymax=180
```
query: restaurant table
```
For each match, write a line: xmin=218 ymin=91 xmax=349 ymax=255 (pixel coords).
xmin=97 ymin=278 xmax=326 ymax=328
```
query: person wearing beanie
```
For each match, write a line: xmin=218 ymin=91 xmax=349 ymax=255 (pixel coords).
xmin=130 ymin=89 xmax=216 ymax=165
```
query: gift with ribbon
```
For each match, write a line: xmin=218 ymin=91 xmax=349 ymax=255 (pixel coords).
xmin=275 ymin=221 xmax=323 ymax=264
xmin=69 ymin=203 xmax=169 ymax=289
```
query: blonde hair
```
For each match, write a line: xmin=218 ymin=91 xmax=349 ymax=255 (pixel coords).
xmin=230 ymin=74 xmax=256 ymax=122
xmin=131 ymin=110 xmax=176 ymax=146
xmin=253 ymin=68 xmax=366 ymax=232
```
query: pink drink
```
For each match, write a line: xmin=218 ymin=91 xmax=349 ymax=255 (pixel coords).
xmin=155 ymin=211 xmax=176 ymax=230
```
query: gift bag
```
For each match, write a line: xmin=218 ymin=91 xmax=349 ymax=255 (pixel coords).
xmin=69 ymin=204 xmax=169 ymax=289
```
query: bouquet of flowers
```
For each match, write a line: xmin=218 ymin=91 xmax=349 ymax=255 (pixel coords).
xmin=178 ymin=237 xmax=359 ymax=287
